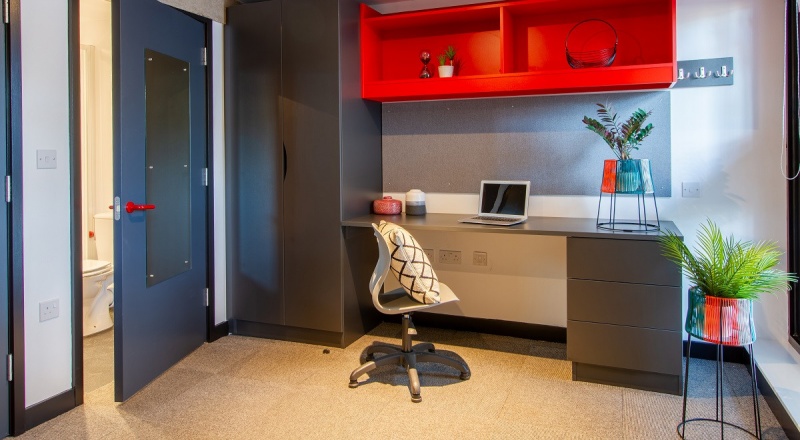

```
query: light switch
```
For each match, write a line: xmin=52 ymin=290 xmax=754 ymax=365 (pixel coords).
xmin=36 ymin=150 xmax=57 ymax=169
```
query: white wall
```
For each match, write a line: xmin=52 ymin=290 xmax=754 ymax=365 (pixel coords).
xmin=21 ymin=0 xmax=73 ymax=407
xmin=212 ymin=21 xmax=227 ymax=326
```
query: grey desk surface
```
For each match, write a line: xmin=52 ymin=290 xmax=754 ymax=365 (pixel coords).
xmin=342 ymin=213 xmax=682 ymax=241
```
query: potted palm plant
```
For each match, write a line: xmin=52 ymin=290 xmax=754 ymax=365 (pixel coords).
xmin=660 ymin=220 xmax=796 ymax=345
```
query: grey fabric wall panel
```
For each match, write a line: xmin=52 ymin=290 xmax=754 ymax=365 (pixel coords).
xmin=382 ymin=92 xmax=671 ymax=196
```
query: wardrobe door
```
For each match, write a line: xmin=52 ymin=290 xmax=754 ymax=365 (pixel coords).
xmin=225 ymin=1 xmax=285 ymax=325
xmin=282 ymin=0 xmax=343 ymax=332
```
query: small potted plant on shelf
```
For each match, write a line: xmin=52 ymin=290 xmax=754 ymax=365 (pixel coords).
xmin=437 ymin=45 xmax=456 ymax=78
xmin=659 ymin=220 xmax=796 ymax=345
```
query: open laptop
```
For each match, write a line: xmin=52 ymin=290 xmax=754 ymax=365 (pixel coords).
xmin=458 ymin=180 xmax=530 ymax=226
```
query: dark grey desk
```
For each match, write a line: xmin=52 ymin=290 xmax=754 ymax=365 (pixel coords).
xmin=343 ymin=214 xmax=684 ymax=394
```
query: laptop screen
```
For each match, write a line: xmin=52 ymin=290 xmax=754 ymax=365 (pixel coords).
xmin=480 ymin=181 xmax=529 ymax=216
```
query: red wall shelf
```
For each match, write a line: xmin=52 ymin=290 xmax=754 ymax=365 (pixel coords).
xmin=360 ymin=0 xmax=676 ymax=102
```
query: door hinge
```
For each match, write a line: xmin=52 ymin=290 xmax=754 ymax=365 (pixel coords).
xmin=3 ymin=0 xmax=9 ymax=25
xmin=202 ymin=168 xmax=208 ymax=187
xmin=201 ymin=47 xmax=207 ymax=66
xmin=204 ymin=288 xmax=209 ymax=307
xmin=4 ymin=176 xmax=9 ymax=203
xmin=7 ymin=354 xmax=12 ymax=382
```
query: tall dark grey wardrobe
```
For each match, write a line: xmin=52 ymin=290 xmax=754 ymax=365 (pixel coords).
xmin=225 ymin=0 xmax=383 ymax=347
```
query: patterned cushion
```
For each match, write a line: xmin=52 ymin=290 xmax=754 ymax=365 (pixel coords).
xmin=377 ymin=221 xmax=440 ymax=304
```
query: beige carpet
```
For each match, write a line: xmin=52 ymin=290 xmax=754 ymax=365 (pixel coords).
xmin=18 ymin=323 xmax=789 ymax=439
xmin=83 ymin=326 xmax=114 ymax=394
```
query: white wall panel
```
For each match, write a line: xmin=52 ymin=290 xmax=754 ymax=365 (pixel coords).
xmin=22 ymin=0 xmax=73 ymax=407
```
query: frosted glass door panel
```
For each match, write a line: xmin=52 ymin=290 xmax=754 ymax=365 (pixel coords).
xmin=144 ymin=49 xmax=191 ymax=287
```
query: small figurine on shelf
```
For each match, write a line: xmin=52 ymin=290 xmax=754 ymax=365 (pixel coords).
xmin=419 ymin=50 xmax=432 ymax=79
xmin=437 ymin=45 xmax=456 ymax=78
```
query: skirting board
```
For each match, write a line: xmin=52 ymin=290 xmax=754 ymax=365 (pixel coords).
xmin=230 ymin=319 xmax=345 ymax=348
xmin=412 ymin=312 xmax=567 ymax=343
xmin=573 ymin=362 xmax=682 ymax=395
xmin=208 ymin=320 xmax=229 ymax=342
xmin=22 ymin=388 xmax=76 ymax=434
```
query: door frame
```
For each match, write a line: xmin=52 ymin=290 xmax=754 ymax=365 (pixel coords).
xmin=8 ymin=0 xmax=22 ymax=434
xmin=8 ymin=0 xmax=84 ymax=433
xmin=4 ymin=0 xmax=221 ymax=435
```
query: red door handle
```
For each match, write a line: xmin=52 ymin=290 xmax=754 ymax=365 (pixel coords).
xmin=125 ymin=201 xmax=156 ymax=214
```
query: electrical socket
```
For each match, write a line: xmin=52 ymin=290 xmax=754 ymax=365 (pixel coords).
xmin=682 ymin=182 xmax=702 ymax=198
xmin=423 ymin=248 xmax=434 ymax=261
xmin=39 ymin=299 xmax=59 ymax=322
xmin=473 ymin=251 xmax=488 ymax=266
xmin=439 ymin=250 xmax=461 ymax=264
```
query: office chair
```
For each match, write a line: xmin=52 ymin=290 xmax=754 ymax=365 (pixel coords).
xmin=348 ymin=223 xmax=471 ymax=403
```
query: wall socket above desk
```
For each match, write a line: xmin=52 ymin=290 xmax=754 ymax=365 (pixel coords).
xmin=439 ymin=250 xmax=462 ymax=265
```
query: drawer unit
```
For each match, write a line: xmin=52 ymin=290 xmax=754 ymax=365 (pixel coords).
xmin=567 ymin=237 xmax=681 ymax=286
xmin=567 ymin=321 xmax=681 ymax=375
xmin=567 ymin=279 xmax=680 ymax=331
xmin=566 ymin=236 xmax=683 ymax=395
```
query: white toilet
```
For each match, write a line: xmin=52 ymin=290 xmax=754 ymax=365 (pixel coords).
xmin=83 ymin=212 xmax=114 ymax=336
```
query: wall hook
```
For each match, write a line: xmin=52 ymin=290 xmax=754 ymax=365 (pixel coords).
xmin=677 ymin=68 xmax=686 ymax=80
xmin=694 ymin=66 xmax=706 ymax=79
xmin=714 ymin=65 xmax=732 ymax=78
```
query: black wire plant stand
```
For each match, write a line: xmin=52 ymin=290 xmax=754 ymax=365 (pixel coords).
xmin=596 ymin=159 xmax=660 ymax=232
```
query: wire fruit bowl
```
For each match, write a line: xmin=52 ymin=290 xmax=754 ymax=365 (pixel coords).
xmin=565 ymin=19 xmax=617 ymax=69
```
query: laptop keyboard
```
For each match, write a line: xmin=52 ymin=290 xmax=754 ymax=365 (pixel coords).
xmin=471 ymin=215 xmax=514 ymax=222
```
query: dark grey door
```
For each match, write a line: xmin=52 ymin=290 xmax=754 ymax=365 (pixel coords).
xmin=113 ymin=0 xmax=207 ymax=401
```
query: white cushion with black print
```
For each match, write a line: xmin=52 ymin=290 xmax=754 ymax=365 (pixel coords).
xmin=376 ymin=221 xmax=441 ymax=305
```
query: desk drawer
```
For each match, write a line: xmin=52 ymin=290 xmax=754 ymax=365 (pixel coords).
xmin=567 ymin=320 xmax=681 ymax=375
xmin=567 ymin=237 xmax=681 ymax=286
xmin=568 ymin=280 xmax=680 ymax=331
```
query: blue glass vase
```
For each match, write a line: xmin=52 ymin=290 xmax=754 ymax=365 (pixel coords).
xmin=615 ymin=159 xmax=654 ymax=194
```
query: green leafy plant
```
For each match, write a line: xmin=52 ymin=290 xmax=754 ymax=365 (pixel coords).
xmin=582 ymin=102 xmax=653 ymax=160
xmin=659 ymin=220 xmax=796 ymax=300
xmin=438 ymin=45 xmax=456 ymax=66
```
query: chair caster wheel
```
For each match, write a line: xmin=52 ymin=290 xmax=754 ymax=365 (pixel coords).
xmin=460 ymin=372 xmax=471 ymax=380
xmin=411 ymin=394 xmax=422 ymax=403
xmin=349 ymin=380 xmax=359 ymax=388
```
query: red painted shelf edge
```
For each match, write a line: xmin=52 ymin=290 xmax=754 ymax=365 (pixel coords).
xmin=363 ymin=64 xmax=677 ymax=102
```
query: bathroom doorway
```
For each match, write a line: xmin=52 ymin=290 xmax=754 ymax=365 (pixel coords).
xmin=79 ymin=0 xmax=114 ymax=397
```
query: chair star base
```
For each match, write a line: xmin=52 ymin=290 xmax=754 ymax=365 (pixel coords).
xmin=349 ymin=313 xmax=471 ymax=403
